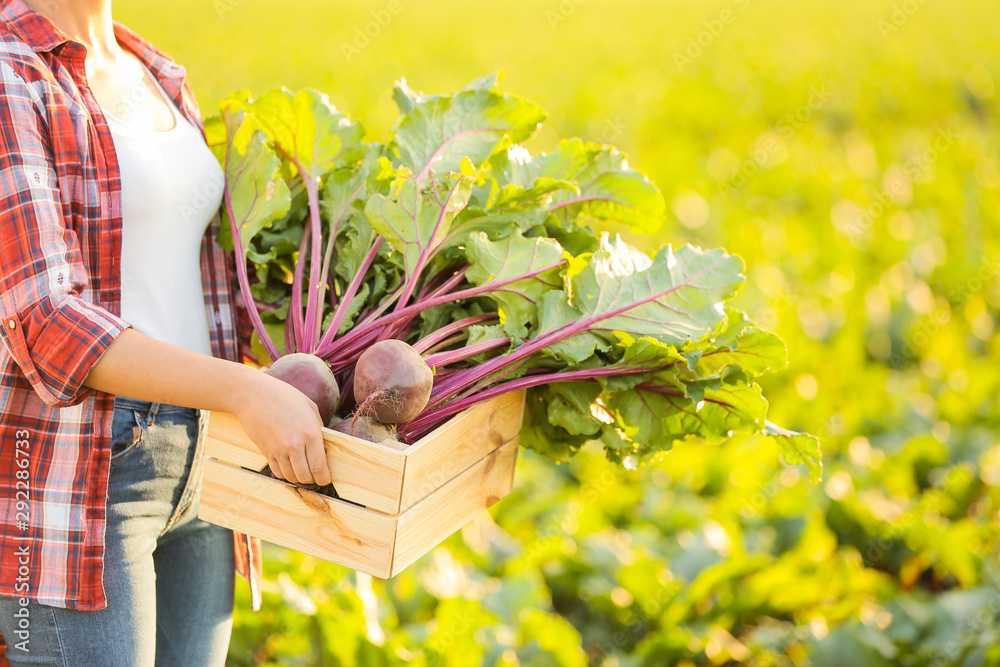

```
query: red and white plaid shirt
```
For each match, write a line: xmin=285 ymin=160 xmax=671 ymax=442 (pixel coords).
xmin=0 ymin=0 xmax=261 ymax=637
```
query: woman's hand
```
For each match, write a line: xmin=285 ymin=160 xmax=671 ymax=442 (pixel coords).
xmin=232 ymin=373 xmax=332 ymax=486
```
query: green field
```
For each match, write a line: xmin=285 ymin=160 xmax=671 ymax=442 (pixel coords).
xmin=114 ymin=0 xmax=1000 ymax=664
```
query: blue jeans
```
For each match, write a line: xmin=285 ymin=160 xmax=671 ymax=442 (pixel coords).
xmin=0 ymin=396 xmax=235 ymax=666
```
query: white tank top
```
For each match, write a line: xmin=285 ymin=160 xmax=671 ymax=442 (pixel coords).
xmin=100 ymin=63 xmax=223 ymax=357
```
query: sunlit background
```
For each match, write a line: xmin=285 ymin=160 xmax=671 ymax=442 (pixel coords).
xmin=115 ymin=0 xmax=1000 ymax=664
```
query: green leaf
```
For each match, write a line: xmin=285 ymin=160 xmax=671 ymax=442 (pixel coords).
xmin=251 ymin=264 xmax=293 ymax=304
xmin=249 ymin=211 xmax=304 ymax=265
xmin=248 ymin=88 xmax=364 ymax=181
xmin=686 ymin=309 xmax=788 ymax=379
xmin=496 ymin=176 xmax=579 ymax=209
xmin=690 ymin=383 xmax=770 ymax=441
xmin=439 ymin=187 xmax=560 ymax=260
xmin=605 ymin=384 xmax=676 ymax=448
xmin=683 ymin=376 xmax=723 ymax=403
xmin=536 ymin=291 xmax=611 ymax=364
xmin=534 ymin=138 xmax=666 ymax=233
xmin=441 ymin=206 xmax=524 ymax=250
xmin=321 ymin=167 xmax=367 ymax=234
xmin=602 ymin=334 xmax=686 ymax=393
xmin=215 ymin=101 xmax=292 ymax=254
xmin=364 ymin=172 xmax=473 ymax=281
xmin=333 ymin=206 xmax=387 ymax=288
xmin=391 ymin=71 xmax=502 ymax=114
xmin=445 ymin=171 xmax=574 ymax=252
xmin=544 ymin=234 xmax=745 ymax=352
xmin=465 ymin=231 xmax=566 ymax=337
xmin=487 ymin=139 xmax=664 ymax=235
xmin=545 ymin=382 xmax=605 ymax=436
xmin=766 ymin=420 xmax=824 ymax=483
xmin=538 ymin=214 xmax=603 ymax=257
xmin=520 ymin=386 xmax=589 ymax=463
xmin=607 ymin=382 xmax=768 ymax=457
xmin=389 ymin=75 xmax=547 ymax=182
xmin=465 ymin=323 xmax=512 ymax=363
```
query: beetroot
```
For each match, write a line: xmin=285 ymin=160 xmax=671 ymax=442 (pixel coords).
xmin=265 ymin=353 xmax=340 ymax=425
xmin=331 ymin=414 xmax=398 ymax=444
xmin=353 ymin=340 xmax=433 ymax=424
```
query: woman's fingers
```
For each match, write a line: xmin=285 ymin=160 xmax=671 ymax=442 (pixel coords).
xmin=305 ymin=434 xmax=332 ymax=487
xmin=286 ymin=446 xmax=316 ymax=486
xmin=284 ymin=429 xmax=331 ymax=487
xmin=267 ymin=456 xmax=292 ymax=483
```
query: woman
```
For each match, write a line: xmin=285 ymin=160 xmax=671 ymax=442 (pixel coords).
xmin=0 ymin=0 xmax=330 ymax=664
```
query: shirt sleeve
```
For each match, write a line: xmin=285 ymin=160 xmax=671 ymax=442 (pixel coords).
xmin=0 ymin=59 xmax=132 ymax=408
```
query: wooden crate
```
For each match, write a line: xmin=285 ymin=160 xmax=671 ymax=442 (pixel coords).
xmin=197 ymin=390 xmax=525 ymax=578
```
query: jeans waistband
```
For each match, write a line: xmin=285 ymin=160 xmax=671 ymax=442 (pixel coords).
xmin=113 ymin=395 xmax=201 ymax=422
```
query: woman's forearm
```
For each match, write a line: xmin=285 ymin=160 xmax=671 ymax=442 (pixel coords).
xmin=83 ymin=327 xmax=332 ymax=486
xmin=83 ymin=328 xmax=259 ymax=413
xmin=84 ymin=329 xmax=263 ymax=414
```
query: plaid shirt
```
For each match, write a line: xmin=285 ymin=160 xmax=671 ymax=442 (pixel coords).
xmin=0 ymin=0 xmax=261 ymax=632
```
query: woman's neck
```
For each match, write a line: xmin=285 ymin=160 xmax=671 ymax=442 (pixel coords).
xmin=23 ymin=0 xmax=118 ymax=59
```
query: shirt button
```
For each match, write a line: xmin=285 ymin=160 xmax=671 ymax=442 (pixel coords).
xmin=7 ymin=319 xmax=15 ymax=329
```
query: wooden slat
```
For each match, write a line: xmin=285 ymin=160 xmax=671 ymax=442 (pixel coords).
xmin=399 ymin=390 xmax=525 ymax=512
xmin=390 ymin=437 xmax=519 ymax=577
xmin=204 ymin=412 xmax=408 ymax=515
xmin=199 ymin=459 xmax=397 ymax=578
xmin=203 ymin=412 xmax=270 ymax=471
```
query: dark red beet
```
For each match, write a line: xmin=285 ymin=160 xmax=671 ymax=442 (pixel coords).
xmin=265 ymin=353 xmax=340 ymax=425
xmin=353 ymin=340 xmax=433 ymax=424
xmin=331 ymin=414 xmax=398 ymax=444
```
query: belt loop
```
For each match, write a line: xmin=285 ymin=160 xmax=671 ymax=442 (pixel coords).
xmin=148 ymin=402 xmax=161 ymax=426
